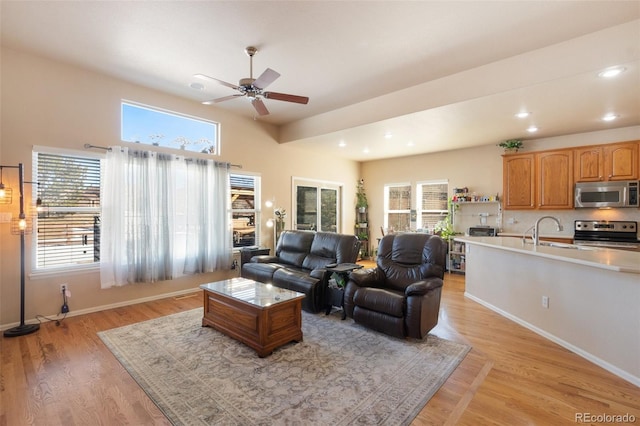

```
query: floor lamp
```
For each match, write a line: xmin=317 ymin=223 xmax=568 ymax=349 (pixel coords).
xmin=265 ymin=200 xmax=276 ymax=253
xmin=1 ymin=163 xmax=40 ymax=337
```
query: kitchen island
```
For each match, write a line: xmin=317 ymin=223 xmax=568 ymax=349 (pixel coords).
xmin=456 ymin=236 xmax=640 ymax=386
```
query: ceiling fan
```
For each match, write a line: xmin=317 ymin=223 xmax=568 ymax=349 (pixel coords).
xmin=194 ymin=46 xmax=309 ymax=116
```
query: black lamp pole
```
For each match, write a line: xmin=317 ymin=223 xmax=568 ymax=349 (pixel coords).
xmin=3 ymin=163 xmax=40 ymax=337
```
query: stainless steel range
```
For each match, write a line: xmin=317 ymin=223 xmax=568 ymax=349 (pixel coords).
xmin=573 ymin=220 xmax=639 ymax=250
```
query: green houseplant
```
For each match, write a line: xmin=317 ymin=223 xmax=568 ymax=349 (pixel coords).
xmin=356 ymin=178 xmax=368 ymax=212
xmin=498 ymin=139 xmax=523 ymax=153
xmin=434 ymin=216 xmax=455 ymax=241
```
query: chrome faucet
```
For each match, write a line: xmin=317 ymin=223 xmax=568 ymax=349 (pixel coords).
xmin=533 ymin=216 xmax=563 ymax=246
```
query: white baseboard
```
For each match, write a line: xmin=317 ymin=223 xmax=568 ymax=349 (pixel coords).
xmin=464 ymin=291 xmax=640 ymax=388
xmin=1 ymin=287 xmax=201 ymax=332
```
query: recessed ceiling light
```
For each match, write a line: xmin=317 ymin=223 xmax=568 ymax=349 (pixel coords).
xmin=515 ymin=112 xmax=530 ymax=118
xmin=602 ymin=113 xmax=619 ymax=122
xmin=407 ymin=140 xmax=414 ymax=147
xmin=190 ymin=82 xmax=205 ymax=91
xmin=527 ymin=125 xmax=538 ymax=133
xmin=598 ymin=67 xmax=626 ymax=78
xmin=384 ymin=132 xmax=393 ymax=139
xmin=363 ymin=147 xmax=370 ymax=154
xmin=338 ymin=140 xmax=346 ymax=147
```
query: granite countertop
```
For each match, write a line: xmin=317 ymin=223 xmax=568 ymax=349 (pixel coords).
xmin=455 ymin=236 xmax=640 ymax=274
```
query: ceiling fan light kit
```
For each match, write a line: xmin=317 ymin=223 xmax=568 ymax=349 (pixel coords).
xmin=197 ymin=46 xmax=309 ymax=116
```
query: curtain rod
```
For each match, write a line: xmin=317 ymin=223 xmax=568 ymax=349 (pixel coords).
xmin=84 ymin=143 xmax=112 ymax=151
xmin=83 ymin=143 xmax=242 ymax=168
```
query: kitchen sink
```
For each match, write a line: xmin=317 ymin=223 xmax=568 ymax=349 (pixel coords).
xmin=538 ymin=241 xmax=598 ymax=251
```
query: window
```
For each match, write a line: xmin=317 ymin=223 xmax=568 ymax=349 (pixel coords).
xmin=231 ymin=173 xmax=261 ymax=248
xmin=417 ymin=180 xmax=449 ymax=232
xmin=121 ymin=101 xmax=219 ymax=155
xmin=34 ymin=150 xmax=101 ymax=270
xmin=293 ymin=178 xmax=340 ymax=232
xmin=384 ymin=183 xmax=411 ymax=233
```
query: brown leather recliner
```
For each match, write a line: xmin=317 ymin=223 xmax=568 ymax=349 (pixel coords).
xmin=344 ymin=233 xmax=447 ymax=339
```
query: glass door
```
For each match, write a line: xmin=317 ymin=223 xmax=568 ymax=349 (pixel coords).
xmin=294 ymin=179 xmax=341 ymax=233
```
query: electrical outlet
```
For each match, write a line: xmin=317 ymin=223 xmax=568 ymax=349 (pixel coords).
xmin=60 ymin=284 xmax=71 ymax=298
xmin=60 ymin=284 xmax=67 ymax=294
xmin=541 ymin=295 xmax=549 ymax=309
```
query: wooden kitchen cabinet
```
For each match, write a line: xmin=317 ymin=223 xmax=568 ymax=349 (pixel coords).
xmin=575 ymin=141 xmax=638 ymax=182
xmin=504 ymin=140 xmax=638 ymax=210
xmin=537 ymin=149 xmax=574 ymax=209
xmin=605 ymin=142 xmax=638 ymax=180
xmin=574 ymin=146 xmax=603 ymax=182
xmin=503 ymin=153 xmax=535 ymax=210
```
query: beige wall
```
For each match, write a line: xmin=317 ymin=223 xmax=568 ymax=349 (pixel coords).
xmin=0 ymin=47 xmax=360 ymax=327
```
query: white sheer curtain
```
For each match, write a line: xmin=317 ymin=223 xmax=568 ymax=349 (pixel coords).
xmin=100 ymin=147 xmax=231 ymax=288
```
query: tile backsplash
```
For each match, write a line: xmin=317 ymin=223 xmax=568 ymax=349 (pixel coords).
xmin=500 ymin=209 xmax=640 ymax=238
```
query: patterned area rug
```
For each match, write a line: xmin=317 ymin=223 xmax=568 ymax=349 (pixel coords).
xmin=98 ymin=308 xmax=470 ymax=425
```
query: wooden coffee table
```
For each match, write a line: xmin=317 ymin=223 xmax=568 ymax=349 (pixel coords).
xmin=200 ymin=277 xmax=305 ymax=357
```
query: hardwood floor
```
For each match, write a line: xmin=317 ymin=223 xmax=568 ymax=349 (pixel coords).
xmin=1 ymin=272 xmax=638 ymax=425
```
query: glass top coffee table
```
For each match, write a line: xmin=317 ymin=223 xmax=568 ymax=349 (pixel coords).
xmin=200 ymin=277 xmax=305 ymax=357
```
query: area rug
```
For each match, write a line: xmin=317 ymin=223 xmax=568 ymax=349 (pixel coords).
xmin=98 ymin=309 xmax=470 ymax=425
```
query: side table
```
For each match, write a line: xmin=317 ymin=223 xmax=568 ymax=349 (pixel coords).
xmin=325 ymin=263 xmax=363 ymax=319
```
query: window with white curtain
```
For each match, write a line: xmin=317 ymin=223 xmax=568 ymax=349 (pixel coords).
xmin=100 ymin=147 xmax=231 ymax=287
xmin=384 ymin=183 xmax=411 ymax=233
xmin=416 ymin=180 xmax=449 ymax=232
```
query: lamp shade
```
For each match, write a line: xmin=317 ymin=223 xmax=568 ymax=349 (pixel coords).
xmin=0 ymin=184 xmax=12 ymax=204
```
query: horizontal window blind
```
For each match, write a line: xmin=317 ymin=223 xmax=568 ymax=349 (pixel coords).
xmin=36 ymin=153 xmax=101 ymax=269
xmin=387 ymin=185 xmax=411 ymax=210
xmin=420 ymin=182 xmax=448 ymax=211
xmin=231 ymin=173 xmax=259 ymax=248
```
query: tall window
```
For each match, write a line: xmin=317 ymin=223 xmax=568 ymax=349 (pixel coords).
xmin=384 ymin=183 xmax=411 ymax=232
xmin=121 ymin=101 xmax=219 ymax=155
xmin=231 ymin=174 xmax=261 ymax=248
xmin=293 ymin=178 xmax=340 ymax=232
xmin=417 ymin=180 xmax=449 ymax=231
xmin=34 ymin=150 xmax=102 ymax=270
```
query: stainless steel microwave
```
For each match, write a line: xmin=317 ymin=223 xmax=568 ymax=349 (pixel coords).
xmin=574 ymin=180 xmax=639 ymax=208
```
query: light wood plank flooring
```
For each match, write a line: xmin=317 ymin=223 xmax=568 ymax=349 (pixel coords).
xmin=1 ymin=272 xmax=638 ymax=425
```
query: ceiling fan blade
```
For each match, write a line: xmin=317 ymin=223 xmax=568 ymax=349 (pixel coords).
xmin=202 ymin=94 xmax=244 ymax=105
xmin=264 ymin=91 xmax=309 ymax=104
xmin=252 ymin=68 xmax=280 ymax=90
xmin=193 ymin=73 xmax=239 ymax=90
xmin=251 ymin=98 xmax=270 ymax=116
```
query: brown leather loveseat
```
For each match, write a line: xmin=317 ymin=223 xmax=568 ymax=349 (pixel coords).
xmin=343 ymin=233 xmax=447 ymax=339
xmin=241 ymin=230 xmax=360 ymax=313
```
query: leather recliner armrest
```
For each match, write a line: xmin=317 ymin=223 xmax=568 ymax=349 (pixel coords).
xmin=349 ymin=268 xmax=382 ymax=287
xmin=310 ymin=268 xmax=328 ymax=279
xmin=405 ymin=277 xmax=443 ymax=296
xmin=250 ymin=255 xmax=280 ymax=263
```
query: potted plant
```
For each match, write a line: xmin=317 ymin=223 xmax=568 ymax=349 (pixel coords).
xmin=497 ymin=139 xmax=523 ymax=153
xmin=434 ymin=216 xmax=455 ymax=241
xmin=356 ymin=179 xmax=368 ymax=212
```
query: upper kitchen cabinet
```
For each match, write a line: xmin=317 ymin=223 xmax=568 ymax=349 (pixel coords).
xmin=503 ymin=153 xmax=535 ymax=210
xmin=575 ymin=141 xmax=638 ymax=182
xmin=537 ymin=149 xmax=574 ymax=209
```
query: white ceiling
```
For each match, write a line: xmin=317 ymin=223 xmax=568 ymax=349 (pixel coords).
xmin=2 ymin=1 xmax=639 ymax=161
